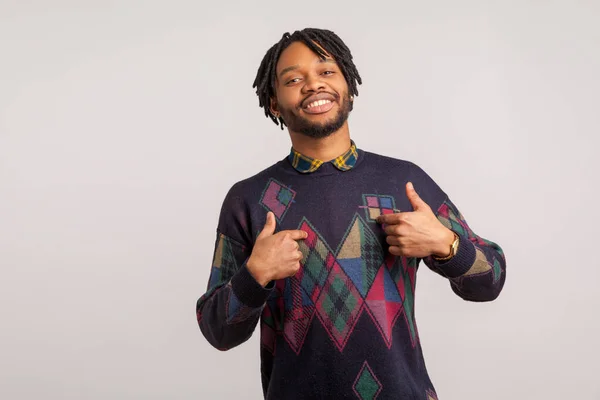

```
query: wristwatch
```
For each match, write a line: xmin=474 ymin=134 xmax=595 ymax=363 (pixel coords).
xmin=432 ymin=232 xmax=459 ymax=262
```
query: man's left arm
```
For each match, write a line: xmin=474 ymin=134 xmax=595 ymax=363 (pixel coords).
xmin=377 ymin=182 xmax=506 ymax=302
xmin=423 ymin=197 xmax=506 ymax=302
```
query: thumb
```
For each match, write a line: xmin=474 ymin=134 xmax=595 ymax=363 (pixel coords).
xmin=257 ymin=211 xmax=277 ymax=239
xmin=406 ymin=182 xmax=428 ymax=211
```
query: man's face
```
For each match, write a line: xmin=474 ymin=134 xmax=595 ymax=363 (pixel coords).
xmin=272 ymin=41 xmax=352 ymax=139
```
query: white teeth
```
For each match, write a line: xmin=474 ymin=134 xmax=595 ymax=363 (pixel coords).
xmin=307 ymin=99 xmax=331 ymax=108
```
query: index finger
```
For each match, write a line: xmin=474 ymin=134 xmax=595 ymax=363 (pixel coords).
xmin=281 ymin=230 xmax=309 ymax=240
xmin=376 ymin=213 xmax=403 ymax=225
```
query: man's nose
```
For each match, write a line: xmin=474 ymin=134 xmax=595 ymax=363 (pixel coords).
xmin=302 ymin=74 xmax=326 ymax=93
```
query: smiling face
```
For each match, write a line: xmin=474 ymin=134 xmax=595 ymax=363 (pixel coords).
xmin=271 ymin=41 xmax=352 ymax=139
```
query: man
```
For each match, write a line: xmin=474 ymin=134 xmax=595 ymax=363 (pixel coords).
xmin=196 ymin=28 xmax=506 ymax=399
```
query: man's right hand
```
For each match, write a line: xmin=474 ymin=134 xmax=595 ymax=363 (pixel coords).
xmin=246 ymin=211 xmax=308 ymax=287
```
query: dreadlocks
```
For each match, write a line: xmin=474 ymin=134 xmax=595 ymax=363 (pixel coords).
xmin=252 ymin=28 xmax=363 ymax=129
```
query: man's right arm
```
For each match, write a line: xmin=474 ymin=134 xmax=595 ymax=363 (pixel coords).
xmin=196 ymin=211 xmax=307 ymax=351
xmin=196 ymin=231 xmax=273 ymax=351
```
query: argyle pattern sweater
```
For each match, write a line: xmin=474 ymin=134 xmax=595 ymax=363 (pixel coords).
xmin=196 ymin=146 xmax=506 ymax=399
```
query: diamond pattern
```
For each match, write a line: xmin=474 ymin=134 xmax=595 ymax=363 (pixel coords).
xmin=365 ymin=264 xmax=403 ymax=347
xmin=282 ymin=276 xmax=315 ymax=355
xmin=361 ymin=194 xmax=397 ymax=222
xmin=315 ymin=261 xmax=364 ymax=351
xmin=208 ymin=234 xmax=241 ymax=290
xmin=280 ymin=219 xmax=333 ymax=354
xmin=260 ymin=178 xmax=296 ymax=222
xmin=338 ymin=215 xmax=383 ymax=297
xmin=296 ymin=219 xmax=335 ymax=303
xmin=275 ymin=213 xmax=418 ymax=353
xmin=353 ymin=361 xmax=382 ymax=400
xmin=386 ymin=256 xmax=418 ymax=345
xmin=300 ymin=251 xmax=332 ymax=301
xmin=226 ymin=289 xmax=259 ymax=324
xmin=360 ymin=240 xmax=382 ymax=290
xmin=277 ymin=187 xmax=294 ymax=206
xmin=215 ymin=234 xmax=239 ymax=273
xmin=435 ymin=199 xmax=505 ymax=286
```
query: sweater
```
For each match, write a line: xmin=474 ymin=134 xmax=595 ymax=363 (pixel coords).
xmin=196 ymin=143 xmax=506 ymax=399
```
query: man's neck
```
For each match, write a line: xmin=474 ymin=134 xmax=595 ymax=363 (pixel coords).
xmin=289 ymin=124 xmax=352 ymax=162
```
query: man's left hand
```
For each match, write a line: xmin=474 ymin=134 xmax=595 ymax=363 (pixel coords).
xmin=376 ymin=182 xmax=455 ymax=258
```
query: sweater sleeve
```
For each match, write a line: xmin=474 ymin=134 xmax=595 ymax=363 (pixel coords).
xmin=196 ymin=231 xmax=273 ymax=350
xmin=196 ymin=182 xmax=273 ymax=350
xmin=422 ymin=198 xmax=506 ymax=302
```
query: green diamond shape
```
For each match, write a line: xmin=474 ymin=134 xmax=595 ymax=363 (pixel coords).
xmin=331 ymin=276 xmax=345 ymax=295
xmin=334 ymin=313 xmax=346 ymax=333
xmin=305 ymin=252 xmax=325 ymax=283
xmin=277 ymin=187 xmax=293 ymax=206
xmin=322 ymin=294 xmax=334 ymax=315
xmin=354 ymin=363 xmax=381 ymax=400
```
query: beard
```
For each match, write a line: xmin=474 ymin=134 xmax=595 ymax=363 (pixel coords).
xmin=279 ymin=92 xmax=352 ymax=139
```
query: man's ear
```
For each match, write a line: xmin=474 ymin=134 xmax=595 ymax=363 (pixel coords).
xmin=269 ymin=97 xmax=280 ymax=118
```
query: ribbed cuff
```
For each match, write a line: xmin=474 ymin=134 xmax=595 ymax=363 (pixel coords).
xmin=432 ymin=234 xmax=476 ymax=278
xmin=230 ymin=262 xmax=274 ymax=308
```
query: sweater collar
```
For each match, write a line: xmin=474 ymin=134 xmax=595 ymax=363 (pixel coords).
xmin=287 ymin=140 xmax=359 ymax=174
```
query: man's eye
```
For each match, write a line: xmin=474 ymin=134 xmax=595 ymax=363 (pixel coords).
xmin=286 ymin=78 xmax=300 ymax=84
xmin=322 ymin=71 xmax=334 ymax=75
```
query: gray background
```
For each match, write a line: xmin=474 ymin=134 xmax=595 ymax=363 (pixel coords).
xmin=1 ymin=0 xmax=599 ymax=399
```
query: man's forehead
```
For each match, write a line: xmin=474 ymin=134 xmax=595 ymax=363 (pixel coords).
xmin=276 ymin=41 xmax=336 ymax=76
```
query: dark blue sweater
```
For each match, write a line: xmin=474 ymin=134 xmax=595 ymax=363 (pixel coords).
xmin=196 ymin=147 xmax=506 ymax=399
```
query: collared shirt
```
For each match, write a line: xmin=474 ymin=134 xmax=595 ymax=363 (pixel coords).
xmin=287 ymin=140 xmax=359 ymax=173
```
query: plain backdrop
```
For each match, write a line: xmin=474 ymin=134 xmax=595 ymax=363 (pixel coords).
xmin=1 ymin=1 xmax=599 ymax=399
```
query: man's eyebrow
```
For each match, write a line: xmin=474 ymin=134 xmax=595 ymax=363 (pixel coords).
xmin=278 ymin=58 xmax=337 ymax=78
xmin=279 ymin=65 xmax=299 ymax=78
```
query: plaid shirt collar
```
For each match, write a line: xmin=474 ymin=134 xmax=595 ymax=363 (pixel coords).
xmin=288 ymin=140 xmax=359 ymax=174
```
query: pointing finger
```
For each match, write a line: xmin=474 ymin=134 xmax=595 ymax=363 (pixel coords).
xmin=281 ymin=230 xmax=308 ymax=241
xmin=376 ymin=213 xmax=404 ymax=225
